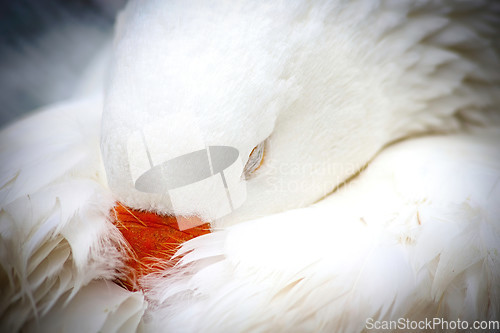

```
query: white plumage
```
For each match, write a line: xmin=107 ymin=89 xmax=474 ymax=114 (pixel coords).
xmin=1 ymin=0 xmax=500 ymax=332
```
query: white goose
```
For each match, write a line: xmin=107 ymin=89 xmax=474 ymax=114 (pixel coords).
xmin=1 ymin=0 xmax=500 ymax=332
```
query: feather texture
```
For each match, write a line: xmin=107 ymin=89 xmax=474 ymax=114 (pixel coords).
xmin=140 ymin=131 xmax=500 ymax=332
xmin=1 ymin=0 xmax=500 ymax=332
xmin=0 ymin=97 xmax=144 ymax=332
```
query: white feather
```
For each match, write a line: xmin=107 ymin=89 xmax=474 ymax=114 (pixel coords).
xmin=0 ymin=97 xmax=144 ymax=332
xmin=141 ymin=131 xmax=500 ymax=332
xmin=1 ymin=0 xmax=500 ymax=332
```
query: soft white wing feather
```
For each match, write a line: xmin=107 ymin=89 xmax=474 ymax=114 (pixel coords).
xmin=141 ymin=130 xmax=500 ymax=332
xmin=24 ymin=280 xmax=146 ymax=333
xmin=0 ymin=97 xmax=145 ymax=332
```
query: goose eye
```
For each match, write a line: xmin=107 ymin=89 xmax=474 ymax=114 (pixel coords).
xmin=243 ymin=142 xmax=265 ymax=179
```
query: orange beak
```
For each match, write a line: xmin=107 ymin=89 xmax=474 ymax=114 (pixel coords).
xmin=111 ymin=202 xmax=211 ymax=291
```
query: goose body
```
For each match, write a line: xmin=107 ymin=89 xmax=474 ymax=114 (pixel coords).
xmin=1 ymin=0 xmax=500 ymax=332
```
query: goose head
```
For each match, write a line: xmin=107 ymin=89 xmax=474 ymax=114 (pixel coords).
xmin=101 ymin=0 xmax=478 ymax=228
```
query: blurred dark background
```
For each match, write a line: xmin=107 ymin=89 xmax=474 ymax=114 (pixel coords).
xmin=0 ymin=0 xmax=127 ymax=127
